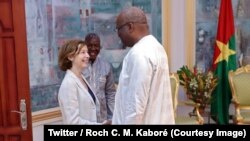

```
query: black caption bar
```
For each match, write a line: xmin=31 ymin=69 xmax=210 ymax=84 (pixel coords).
xmin=44 ymin=125 xmax=249 ymax=140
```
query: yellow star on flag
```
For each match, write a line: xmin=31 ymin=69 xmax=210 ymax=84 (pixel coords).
xmin=214 ymin=40 xmax=236 ymax=64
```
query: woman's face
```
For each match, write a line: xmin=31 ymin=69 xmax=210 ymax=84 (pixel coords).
xmin=71 ymin=45 xmax=89 ymax=70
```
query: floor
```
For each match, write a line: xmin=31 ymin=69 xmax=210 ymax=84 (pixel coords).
xmin=176 ymin=88 xmax=234 ymax=124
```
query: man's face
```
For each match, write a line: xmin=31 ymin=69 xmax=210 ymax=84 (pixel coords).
xmin=116 ymin=16 xmax=132 ymax=47
xmin=86 ymin=37 xmax=100 ymax=62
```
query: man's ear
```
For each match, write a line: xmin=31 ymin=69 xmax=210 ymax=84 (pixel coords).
xmin=127 ymin=22 xmax=134 ymax=33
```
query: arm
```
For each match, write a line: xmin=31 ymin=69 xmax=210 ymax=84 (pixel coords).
xmin=124 ymin=54 xmax=153 ymax=124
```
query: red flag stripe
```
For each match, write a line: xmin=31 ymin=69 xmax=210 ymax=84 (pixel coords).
xmin=212 ymin=0 xmax=235 ymax=70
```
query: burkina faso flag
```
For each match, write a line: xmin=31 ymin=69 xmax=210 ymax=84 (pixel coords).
xmin=211 ymin=0 xmax=237 ymax=124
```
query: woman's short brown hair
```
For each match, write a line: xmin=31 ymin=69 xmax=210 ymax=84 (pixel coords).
xmin=58 ymin=39 xmax=86 ymax=71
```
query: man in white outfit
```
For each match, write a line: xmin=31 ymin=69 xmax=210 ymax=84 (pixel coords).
xmin=112 ymin=6 xmax=175 ymax=124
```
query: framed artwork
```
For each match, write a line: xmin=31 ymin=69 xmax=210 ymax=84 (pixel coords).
xmin=195 ymin=0 xmax=250 ymax=71
xmin=25 ymin=0 xmax=164 ymax=123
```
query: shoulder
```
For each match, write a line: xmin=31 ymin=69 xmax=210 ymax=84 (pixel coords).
xmin=96 ymin=57 xmax=112 ymax=70
xmin=60 ymin=71 xmax=77 ymax=88
xmin=97 ymin=56 xmax=109 ymax=64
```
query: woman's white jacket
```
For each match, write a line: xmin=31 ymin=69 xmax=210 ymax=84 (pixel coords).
xmin=58 ymin=70 xmax=100 ymax=124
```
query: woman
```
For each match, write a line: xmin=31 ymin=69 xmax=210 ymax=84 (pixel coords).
xmin=58 ymin=39 xmax=110 ymax=124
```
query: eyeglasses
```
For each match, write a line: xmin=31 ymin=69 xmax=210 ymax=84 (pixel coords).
xmin=115 ymin=22 xmax=131 ymax=32
xmin=115 ymin=22 xmax=147 ymax=32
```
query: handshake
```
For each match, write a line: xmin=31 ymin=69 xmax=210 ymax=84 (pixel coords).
xmin=102 ymin=119 xmax=112 ymax=125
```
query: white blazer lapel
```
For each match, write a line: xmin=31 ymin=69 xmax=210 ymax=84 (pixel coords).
xmin=82 ymin=75 xmax=100 ymax=106
xmin=67 ymin=70 xmax=97 ymax=105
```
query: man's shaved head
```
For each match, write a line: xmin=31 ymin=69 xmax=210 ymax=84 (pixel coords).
xmin=116 ymin=6 xmax=149 ymax=47
xmin=116 ymin=7 xmax=147 ymax=26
